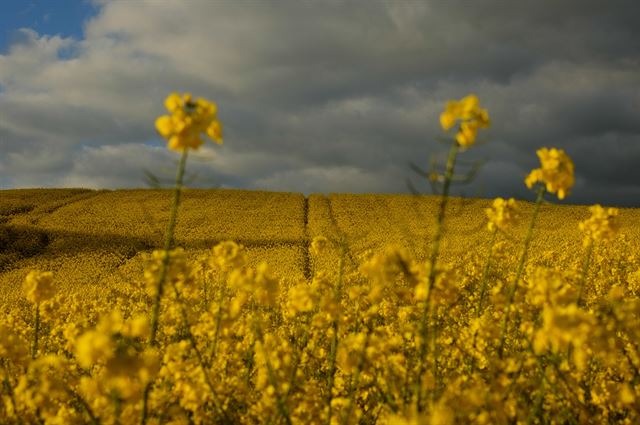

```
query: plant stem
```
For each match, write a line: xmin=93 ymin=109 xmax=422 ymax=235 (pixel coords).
xmin=172 ymin=282 xmax=228 ymax=421
xmin=415 ymin=141 xmax=459 ymax=410
xmin=149 ymin=148 xmax=189 ymax=345
xmin=326 ymin=243 xmax=346 ymax=425
xmin=476 ymin=228 xmax=498 ymax=316
xmin=2 ymin=360 xmax=20 ymax=423
xmin=576 ymin=240 xmax=594 ymax=307
xmin=32 ymin=304 xmax=40 ymax=359
xmin=141 ymin=148 xmax=189 ymax=425
xmin=341 ymin=329 xmax=372 ymax=425
xmin=253 ymin=317 xmax=293 ymax=425
xmin=497 ymin=185 xmax=545 ymax=358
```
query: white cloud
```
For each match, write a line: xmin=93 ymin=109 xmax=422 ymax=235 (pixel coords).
xmin=0 ymin=0 xmax=639 ymax=204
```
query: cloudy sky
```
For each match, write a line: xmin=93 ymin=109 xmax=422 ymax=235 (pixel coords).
xmin=1 ymin=0 xmax=639 ymax=206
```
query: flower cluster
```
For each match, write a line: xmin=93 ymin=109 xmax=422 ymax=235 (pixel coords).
xmin=439 ymin=94 xmax=490 ymax=147
xmin=155 ymin=92 xmax=223 ymax=151
xmin=485 ymin=197 xmax=518 ymax=232
xmin=525 ymin=147 xmax=575 ymax=199
xmin=578 ymin=204 xmax=620 ymax=247
xmin=22 ymin=270 xmax=55 ymax=304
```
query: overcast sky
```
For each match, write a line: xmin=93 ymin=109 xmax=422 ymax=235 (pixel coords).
xmin=1 ymin=0 xmax=639 ymax=206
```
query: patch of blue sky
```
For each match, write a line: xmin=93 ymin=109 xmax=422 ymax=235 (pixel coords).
xmin=0 ymin=0 xmax=100 ymax=55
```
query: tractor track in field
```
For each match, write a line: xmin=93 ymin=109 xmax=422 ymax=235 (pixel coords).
xmin=302 ymin=195 xmax=311 ymax=282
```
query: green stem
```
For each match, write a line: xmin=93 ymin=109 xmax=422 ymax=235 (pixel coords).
xmin=141 ymin=148 xmax=189 ymax=425
xmin=2 ymin=360 xmax=20 ymax=423
xmin=326 ymin=244 xmax=346 ymax=425
xmin=476 ymin=228 xmax=498 ymax=316
xmin=415 ymin=141 xmax=459 ymax=409
xmin=497 ymin=185 xmax=545 ymax=358
xmin=65 ymin=385 xmax=100 ymax=425
xmin=172 ymin=281 xmax=228 ymax=421
xmin=576 ymin=240 xmax=594 ymax=307
xmin=149 ymin=148 xmax=189 ymax=345
xmin=254 ymin=317 xmax=293 ymax=425
xmin=341 ymin=329 xmax=372 ymax=425
xmin=32 ymin=303 xmax=40 ymax=359
xmin=209 ymin=272 xmax=227 ymax=363
xmin=284 ymin=317 xmax=311 ymax=402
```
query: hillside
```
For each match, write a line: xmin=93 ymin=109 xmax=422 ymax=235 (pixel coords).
xmin=1 ymin=188 xmax=639 ymax=306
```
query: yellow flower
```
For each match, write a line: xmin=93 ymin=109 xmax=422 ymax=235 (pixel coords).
xmin=578 ymin=204 xmax=619 ymax=247
xmin=485 ymin=197 xmax=518 ymax=232
xmin=254 ymin=262 xmax=279 ymax=307
xmin=23 ymin=270 xmax=55 ymax=304
xmin=286 ymin=283 xmax=316 ymax=315
xmin=155 ymin=92 xmax=223 ymax=151
xmin=525 ymin=147 xmax=575 ymax=199
xmin=0 ymin=322 xmax=29 ymax=364
xmin=439 ymin=94 xmax=490 ymax=147
xmin=211 ymin=240 xmax=247 ymax=271
xmin=75 ymin=330 xmax=114 ymax=369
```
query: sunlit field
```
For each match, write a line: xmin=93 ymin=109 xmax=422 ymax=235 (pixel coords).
xmin=1 ymin=94 xmax=639 ymax=424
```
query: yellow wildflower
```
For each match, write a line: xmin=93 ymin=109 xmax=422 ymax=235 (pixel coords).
xmin=485 ymin=197 xmax=518 ymax=232
xmin=578 ymin=204 xmax=619 ymax=247
xmin=286 ymin=283 xmax=316 ymax=315
xmin=23 ymin=270 xmax=55 ymax=304
xmin=75 ymin=330 xmax=114 ymax=369
xmin=525 ymin=147 xmax=575 ymax=199
xmin=439 ymin=94 xmax=490 ymax=147
xmin=155 ymin=92 xmax=223 ymax=151
xmin=211 ymin=240 xmax=247 ymax=271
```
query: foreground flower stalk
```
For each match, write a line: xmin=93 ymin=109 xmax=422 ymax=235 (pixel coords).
xmin=576 ymin=204 xmax=619 ymax=306
xmin=499 ymin=147 xmax=575 ymax=358
xmin=141 ymin=92 xmax=223 ymax=425
xmin=148 ymin=148 xmax=188 ymax=346
xmin=497 ymin=185 xmax=544 ymax=358
xmin=416 ymin=94 xmax=489 ymax=409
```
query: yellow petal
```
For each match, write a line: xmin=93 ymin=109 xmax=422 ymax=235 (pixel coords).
xmin=207 ymin=120 xmax=223 ymax=144
xmin=440 ymin=112 xmax=457 ymax=131
xmin=168 ymin=135 xmax=186 ymax=151
xmin=164 ymin=93 xmax=182 ymax=113
xmin=155 ymin=116 xmax=174 ymax=138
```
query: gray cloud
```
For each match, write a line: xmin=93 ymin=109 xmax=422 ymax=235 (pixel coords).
xmin=1 ymin=0 xmax=639 ymax=206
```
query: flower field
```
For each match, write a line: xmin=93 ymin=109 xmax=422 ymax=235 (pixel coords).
xmin=1 ymin=93 xmax=640 ymax=424
xmin=1 ymin=188 xmax=639 ymax=423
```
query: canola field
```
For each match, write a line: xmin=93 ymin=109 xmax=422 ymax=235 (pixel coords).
xmin=2 ymin=92 xmax=640 ymax=424
xmin=1 ymin=188 xmax=639 ymax=424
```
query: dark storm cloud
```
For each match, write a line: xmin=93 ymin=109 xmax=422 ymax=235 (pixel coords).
xmin=0 ymin=0 xmax=638 ymax=206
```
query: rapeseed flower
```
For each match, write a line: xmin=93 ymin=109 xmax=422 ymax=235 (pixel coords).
xmin=525 ymin=148 xmax=574 ymax=199
xmin=578 ymin=204 xmax=619 ymax=247
xmin=485 ymin=197 xmax=518 ymax=232
xmin=155 ymin=92 xmax=223 ymax=151
xmin=439 ymin=94 xmax=490 ymax=147
xmin=23 ymin=270 xmax=55 ymax=304
xmin=211 ymin=240 xmax=247 ymax=271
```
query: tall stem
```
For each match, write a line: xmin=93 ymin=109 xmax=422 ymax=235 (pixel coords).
xmin=497 ymin=185 xmax=545 ymax=358
xmin=254 ymin=317 xmax=293 ymax=425
xmin=326 ymin=244 xmax=346 ymax=425
xmin=576 ymin=240 xmax=594 ymax=307
xmin=2 ymin=360 xmax=19 ymax=423
xmin=31 ymin=304 xmax=40 ymax=359
xmin=341 ymin=329 xmax=372 ymax=425
xmin=149 ymin=148 xmax=189 ymax=345
xmin=476 ymin=228 xmax=498 ymax=316
xmin=141 ymin=148 xmax=189 ymax=425
xmin=415 ymin=142 xmax=459 ymax=409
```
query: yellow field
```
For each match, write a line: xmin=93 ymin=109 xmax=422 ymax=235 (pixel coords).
xmin=1 ymin=187 xmax=639 ymax=424
xmin=4 ymin=189 xmax=638 ymax=305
